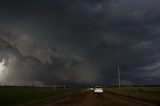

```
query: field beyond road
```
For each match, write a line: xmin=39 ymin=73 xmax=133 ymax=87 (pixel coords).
xmin=107 ymin=87 xmax=160 ymax=104
xmin=0 ymin=86 xmax=78 ymax=106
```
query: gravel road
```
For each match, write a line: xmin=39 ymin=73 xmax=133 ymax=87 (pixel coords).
xmin=34 ymin=89 xmax=159 ymax=106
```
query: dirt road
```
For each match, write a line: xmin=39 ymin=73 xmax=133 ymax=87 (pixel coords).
xmin=36 ymin=89 xmax=158 ymax=106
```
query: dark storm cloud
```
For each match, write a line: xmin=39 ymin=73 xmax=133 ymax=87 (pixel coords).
xmin=0 ymin=31 xmax=100 ymax=85
xmin=0 ymin=0 xmax=160 ymax=85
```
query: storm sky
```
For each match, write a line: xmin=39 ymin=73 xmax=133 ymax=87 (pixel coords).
xmin=0 ymin=0 xmax=160 ymax=85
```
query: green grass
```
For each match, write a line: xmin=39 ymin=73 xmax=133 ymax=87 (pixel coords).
xmin=107 ymin=87 xmax=160 ymax=104
xmin=0 ymin=86 xmax=78 ymax=106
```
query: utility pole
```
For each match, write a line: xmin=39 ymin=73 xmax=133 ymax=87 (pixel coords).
xmin=118 ymin=66 xmax=121 ymax=88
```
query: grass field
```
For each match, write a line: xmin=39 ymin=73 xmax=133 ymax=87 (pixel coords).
xmin=107 ymin=86 xmax=160 ymax=104
xmin=0 ymin=86 xmax=78 ymax=106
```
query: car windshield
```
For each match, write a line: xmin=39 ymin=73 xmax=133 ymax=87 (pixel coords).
xmin=95 ymin=86 xmax=102 ymax=88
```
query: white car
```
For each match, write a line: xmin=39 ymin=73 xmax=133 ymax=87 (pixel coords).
xmin=94 ymin=86 xmax=103 ymax=93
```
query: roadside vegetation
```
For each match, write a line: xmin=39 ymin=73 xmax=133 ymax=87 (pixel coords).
xmin=107 ymin=86 xmax=160 ymax=104
xmin=0 ymin=86 xmax=78 ymax=106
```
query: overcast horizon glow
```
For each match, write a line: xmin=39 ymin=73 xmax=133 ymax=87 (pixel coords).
xmin=0 ymin=58 xmax=6 ymax=82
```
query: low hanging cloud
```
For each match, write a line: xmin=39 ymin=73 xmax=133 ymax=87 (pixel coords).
xmin=0 ymin=32 xmax=101 ymax=85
